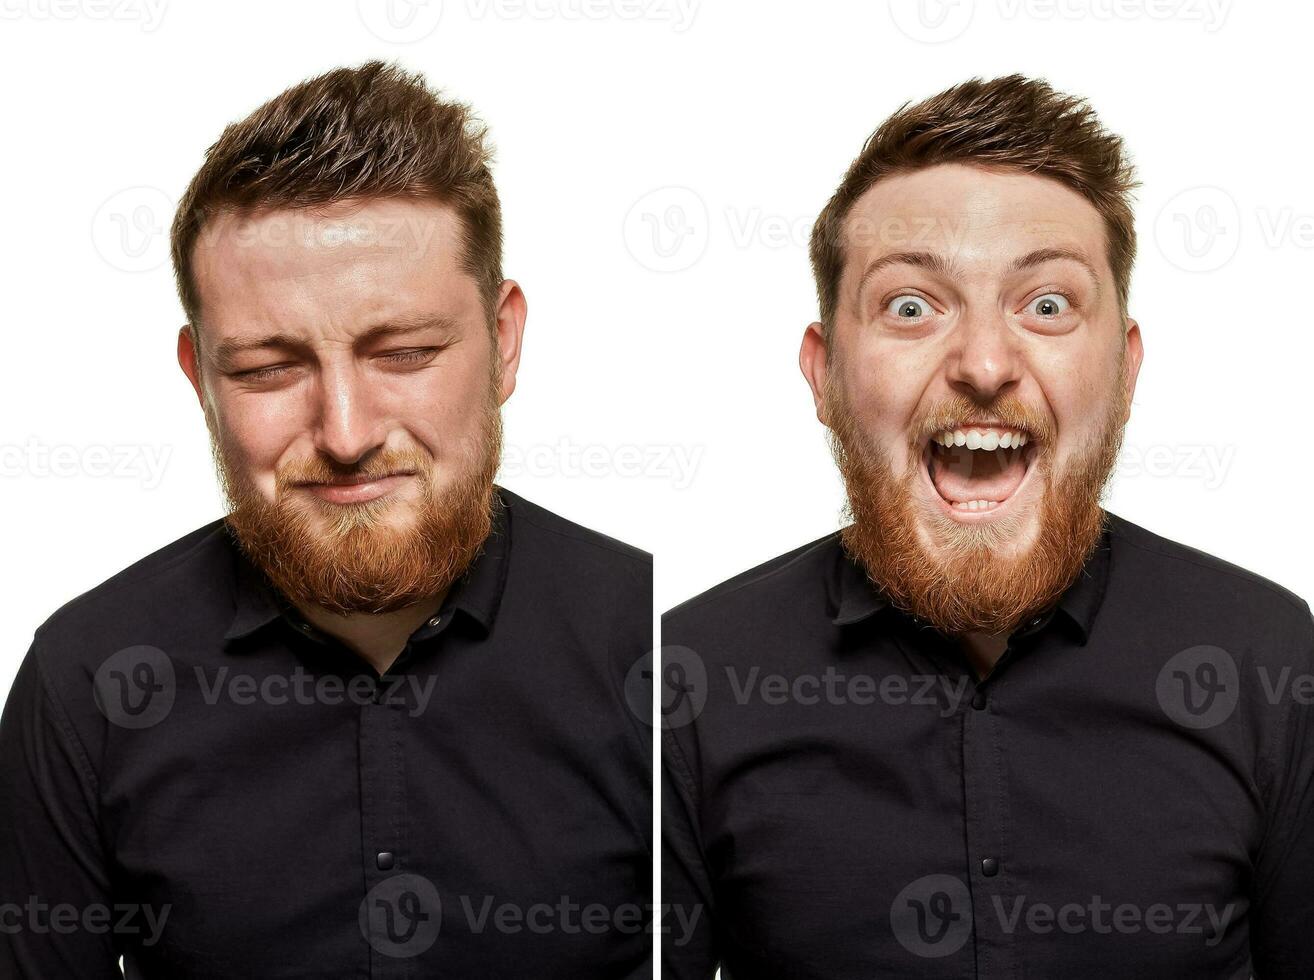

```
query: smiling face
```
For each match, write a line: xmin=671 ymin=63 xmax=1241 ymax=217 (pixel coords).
xmin=801 ymin=162 xmax=1143 ymax=635
xmin=178 ymin=196 xmax=524 ymax=614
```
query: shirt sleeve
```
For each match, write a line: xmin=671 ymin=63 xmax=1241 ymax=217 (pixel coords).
xmin=662 ymin=726 xmax=719 ymax=979
xmin=1249 ymin=604 xmax=1314 ymax=977
xmin=0 ymin=640 xmax=124 ymax=978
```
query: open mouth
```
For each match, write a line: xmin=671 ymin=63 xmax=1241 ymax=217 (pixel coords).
xmin=920 ymin=425 xmax=1038 ymax=521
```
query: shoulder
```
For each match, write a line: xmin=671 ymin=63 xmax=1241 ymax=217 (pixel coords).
xmin=30 ymin=520 xmax=231 ymax=648
xmin=1105 ymin=512 xmax=1313 ymax=664
xmin=500 ymin=486 xmax=650 ymax=574
xmin=663 ymin=531 xmax=840 ymax=635
xmin=29 ymin=518 xmax=233 ymax=676
xmin=1107 ymin=511 xmax=1309 ymax=621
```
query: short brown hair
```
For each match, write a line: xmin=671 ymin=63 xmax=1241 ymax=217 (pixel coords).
xmin=171 ymin=60 xmax=502 ymax=340
xmin=809 ymin=74 xmax=1139 ymax=338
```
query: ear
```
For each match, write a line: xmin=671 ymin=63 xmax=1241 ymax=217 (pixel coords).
xmin=177 ymin=325 xmax=206 ymax=407
xmin=799 ymin=320 xmax=831 ymax=426
xmin=492 ymin=279 xmax=527 ymax=404
xmin=1121 ymin=317 xmax=1144 ymax=426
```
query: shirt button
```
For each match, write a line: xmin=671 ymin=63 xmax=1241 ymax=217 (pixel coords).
xmin=427 ymin=616 xmax=441 ymax=627
xmin=1029 ymin=616 xmax=1042 ymax=627
xmin=981 ymin=857 xmax=999 ymax=877
xmin=971 ymin=689 xmax=988 ymax=710
xmin=376 ymin=851 xmax=395 ymax=870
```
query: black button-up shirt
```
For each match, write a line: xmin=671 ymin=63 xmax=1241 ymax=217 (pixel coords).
xmin=661 ymin=511 xmax=1314 ymax=978
xmin=1 ymin=487 xmax=653 ymax=978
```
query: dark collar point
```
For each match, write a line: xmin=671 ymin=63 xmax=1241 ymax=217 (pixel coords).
xmin=222 ymin=487 xmax=512 ymax=648
xmin=828 ymin=518 xmax=1113 ymax=645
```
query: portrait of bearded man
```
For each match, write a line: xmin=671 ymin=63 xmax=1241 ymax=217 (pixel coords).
xmin=662 ymin=74 xmax=1314 ymax=979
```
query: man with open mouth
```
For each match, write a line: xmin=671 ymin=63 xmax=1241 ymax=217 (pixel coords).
xmin=662 ymin=74 xmax=1314 ymax=977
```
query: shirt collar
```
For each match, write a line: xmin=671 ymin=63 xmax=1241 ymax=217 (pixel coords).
xmin=223 ymin=486 xmax=512 ymax=646
xmin=828 ymin=516 xmax=1113 ymax=645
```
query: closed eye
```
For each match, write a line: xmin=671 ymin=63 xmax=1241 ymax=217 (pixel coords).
xmin=232 ymin=363 xmax=295 ymax=383
xmin=379 ymin=347 xmax=441 ymax=366
xmin=229 ymin=346 xmax=444 ymax=384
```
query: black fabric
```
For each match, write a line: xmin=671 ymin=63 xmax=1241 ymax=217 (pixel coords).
xmin=661 ymin=510 xmax=1314 ymax=978
xmin=1 ymin=487 xmax=653 ymax=978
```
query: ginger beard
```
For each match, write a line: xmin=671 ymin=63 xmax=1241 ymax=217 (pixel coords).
xmin=207 ymin=363 xmax=503 ymax=617
xmin=825 ymin=345 xmax=1129 ymax=637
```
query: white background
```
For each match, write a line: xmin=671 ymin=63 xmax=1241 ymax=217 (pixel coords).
xmin=1 ymin=7 xmax=1312 ymax=957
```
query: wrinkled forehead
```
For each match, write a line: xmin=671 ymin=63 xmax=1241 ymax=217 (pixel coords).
xmin=836 ymin=163 xmax=1111 ymax=296
xmin=189 ymin=197 xmax=473 ymax=332
xmin=193 ymin=198 xmax=465 ymax=293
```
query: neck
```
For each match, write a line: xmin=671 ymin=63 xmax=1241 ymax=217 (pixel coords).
xmin=957 ymin=629 xmax=1010 ymax=681
xmin=295 ymin=589 xmax=450 ymax=676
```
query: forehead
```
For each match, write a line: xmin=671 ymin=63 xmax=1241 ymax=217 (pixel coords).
xmin=839 ymin=162 xmax=1109 ymax=284
xmin=191 ymin=197 xmax=473 ymax=333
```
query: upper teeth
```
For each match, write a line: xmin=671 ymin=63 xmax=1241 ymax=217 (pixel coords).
xmin=932 ymin=427 xmax=1029 ymax=450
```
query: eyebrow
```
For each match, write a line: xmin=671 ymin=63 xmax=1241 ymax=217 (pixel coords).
xmin=853 ymin=251 xmax=960 ymax=302
xmin=210 ymin=314 xmax=459 ymax=371
xmin=852 ymin=245 xmax=1103 ymax=307
xmin=1006 ymin=246 xmax=1102 ymax=289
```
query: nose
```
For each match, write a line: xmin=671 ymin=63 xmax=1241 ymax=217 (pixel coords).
xmin=311 ymin=360 xmax=387 ymax=466
xmin=945 ymin=306 xmax=1023 ymax=404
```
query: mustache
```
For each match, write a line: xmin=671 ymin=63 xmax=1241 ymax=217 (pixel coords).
xmin=275 ymin=449 xmax=434 ymax=489
xmin=913 ymin=397 xmax=1056 ymax=449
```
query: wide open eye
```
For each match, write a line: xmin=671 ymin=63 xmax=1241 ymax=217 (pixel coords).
xmin=1026 ymin=293 xmax=1070 ymax=318
xmin=886 ymin=295 xmax=931 ymax=320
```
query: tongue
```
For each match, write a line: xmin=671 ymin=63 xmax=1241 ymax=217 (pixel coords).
xmin=929 ymin=444 xmax=1028 ymax=504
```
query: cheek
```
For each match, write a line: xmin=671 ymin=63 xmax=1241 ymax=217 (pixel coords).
xmin=1031 ymin=354 xmax=1113 ymax=462
xmin=839 ymin=346 xmax=926 ymax=435
xmin=212 ymin=394 xmax=305 ymax=474
xmin=387 ymin=358 xmax=494 ymax=457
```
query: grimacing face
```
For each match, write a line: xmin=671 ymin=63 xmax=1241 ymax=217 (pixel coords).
xmin=176 ymin=197 xmax=525 ymax=609
xmin=801 ymin=162 xmax=1144 ymax=610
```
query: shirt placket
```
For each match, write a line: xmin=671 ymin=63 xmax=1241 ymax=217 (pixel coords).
xmin=285 ymin=611 xmax=452 ymax=978
xmin=959 ymin=611 xmax=1050 ymax=979
xmin=360 ymin=665 xmax=412 ymax=979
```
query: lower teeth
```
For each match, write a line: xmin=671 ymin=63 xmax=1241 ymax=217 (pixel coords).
xmin=951 ymin=499 xmax=1000 ymax=512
